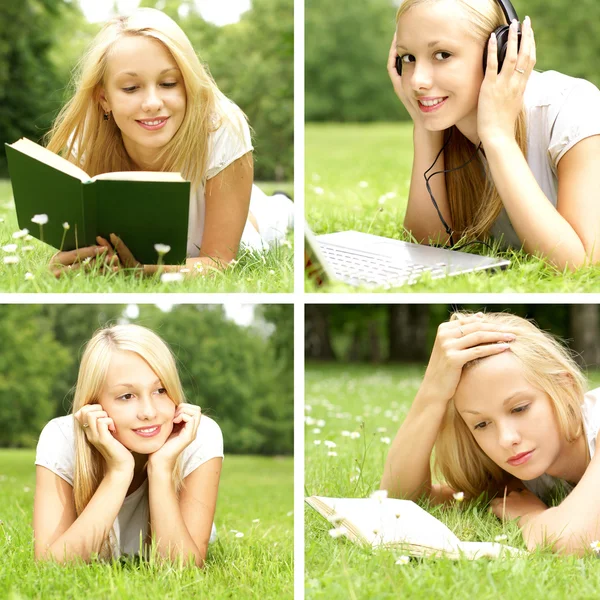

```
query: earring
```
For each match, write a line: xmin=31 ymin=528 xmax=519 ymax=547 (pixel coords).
xmin=103 ymin=112 xmax=110 ymax=121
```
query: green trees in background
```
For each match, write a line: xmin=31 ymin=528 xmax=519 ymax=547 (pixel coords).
xmin=305 ymin=304 xmax=600 ymax=368
xmin=306 ymin=0 xmax=600 ymax=122
xmin=0 ymin=0 xmax=80 ymax=176
xmin=0 ymin=0 xmax=293 ymax=181
xmin=0 ymin=304 xmax=293 ymax=454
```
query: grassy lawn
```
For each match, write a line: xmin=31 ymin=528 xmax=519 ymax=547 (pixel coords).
xmin=305 ymin=363 xmax=600 ymax=600
xmin=0 ymin=180 xmax=293 ymax=293
xmin=305 ymin=123 xmax=600 ymax=293
xmin=0 ymin=451 xmax=293 ymax=599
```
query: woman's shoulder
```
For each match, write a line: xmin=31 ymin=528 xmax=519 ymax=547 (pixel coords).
xmin=525 ymin=70 xmax=600 ymax=112
xmin=35 ymin=415 xmax=76 ymax=485
xmin=181 ymin=413 xmax=224 ymax=477
xmin=582 ymin=388 xmax=600 ymax=446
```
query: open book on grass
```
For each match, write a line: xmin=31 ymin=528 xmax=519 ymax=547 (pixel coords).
xmin=5 ymin=138 xmax=191 ymax=264
xmin=306 ymin=495 xmax=526 ymax=560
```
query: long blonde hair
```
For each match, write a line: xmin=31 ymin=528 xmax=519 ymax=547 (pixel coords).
xmin=435 ymin=312 xmax=587 ymax=499
xmin=396 ymin=0 xmax=528 ymax=239
xmin=45 ymin=8 xmax=246 ymax=192
xmin=71 ymin=324 xmax=186 ymax=561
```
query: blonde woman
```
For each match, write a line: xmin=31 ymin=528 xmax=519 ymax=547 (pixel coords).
xmin=33 ymin=324 xmax=223 ymax=565
xmin=381 ymin=312 xmax=600 ymax=556
xmin=389 ymin=0 xmax=600 ymax=269
xmin=45 ymin=8 xmax=293 ymax=276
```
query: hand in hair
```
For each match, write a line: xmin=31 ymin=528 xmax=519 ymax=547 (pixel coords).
xmin=147 ymin=403 xmax=202 ymax=471
xmin=74 ymin=404 xmax=135 ymax=475
xmin=387 ymin=32 xmax=422 ymax=125
xmin=421 ymin=313 xmax=516 ymax=405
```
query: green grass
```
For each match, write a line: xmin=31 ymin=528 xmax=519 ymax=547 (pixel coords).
xmin=0 ymin=181 xmax=293 ymax=293
xmin=305 ymin=123 xmax=600 ymax=293
xmin=305 ymin=363 xmax=600 ymax=600
xmin=0 ymin=451 xmax=293 ymax=599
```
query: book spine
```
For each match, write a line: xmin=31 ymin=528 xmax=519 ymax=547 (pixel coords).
xmin=81 ymin=182 xmax=97 ymax=249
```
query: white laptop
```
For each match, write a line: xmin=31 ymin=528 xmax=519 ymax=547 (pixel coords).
xmin=305 ymin=222 xmax=510 ymax=288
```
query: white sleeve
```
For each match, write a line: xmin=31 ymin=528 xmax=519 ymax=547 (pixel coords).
xmin=181 ymin=415 xmax=224 ymax=478
xmin=548 ymin=78 xmax=600 ymax=169
xmin=34 ymin=417 xmax=76 ymax=486
xmin=205 ymin=102 xmax=253 ymax=180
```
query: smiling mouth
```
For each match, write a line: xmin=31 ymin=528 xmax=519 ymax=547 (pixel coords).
xmin=133 ymin=425 xmax=162 ymax=437
xmin=136 ymin=117 xmax=169 ymax=130
xmin=507 ymin=450 xmax=534 ymax=465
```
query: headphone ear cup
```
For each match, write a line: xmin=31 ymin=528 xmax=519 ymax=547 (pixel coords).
xmin=395 ymin=55 xmax=402 ymax=76
xmin=482 ymin=25 xmax=511 ymax=75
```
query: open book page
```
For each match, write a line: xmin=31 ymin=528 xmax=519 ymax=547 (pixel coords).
xmin=306 ymin=496 xmax=526 ymax=559
xmin=91 ymin=171 xmax=185 ymax=183
xmin=9 ymin=138 xmax=90 ymax=181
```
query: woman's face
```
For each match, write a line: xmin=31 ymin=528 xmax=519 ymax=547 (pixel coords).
xmin=396 ymin=0 xmax=485 ymax=134
xmin=100 ymin=35 xmax=187 ymax=165
xmin=453 ymin=351 xmax=565 ymax=481
xmin=97 ymin=350 xmax=176 ymax=454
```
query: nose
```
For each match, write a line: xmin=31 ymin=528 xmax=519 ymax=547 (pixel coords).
xmin=410 ymin=60 xmax=433 ymax=92
xmin=141 ymin=86 xmax=164 ymax=114
xmin=497 ymin=420 xmax=521 ymax=450
xmin=137 ymin=394 xmax=158 ymax=421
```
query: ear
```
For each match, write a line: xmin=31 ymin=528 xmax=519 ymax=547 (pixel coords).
xmin=98 ymin=86 xmax=110 ymax=112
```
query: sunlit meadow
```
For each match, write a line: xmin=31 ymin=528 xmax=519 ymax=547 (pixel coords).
xmin=0 ymin=451 xmax=293 ymax=599
xmin=0 ymin=181 xmax=293 ymax=293
xmin=305 ymin=363 xmax=600 ymax=600
xmin=305 ymin=123 xmax=600 ymax=293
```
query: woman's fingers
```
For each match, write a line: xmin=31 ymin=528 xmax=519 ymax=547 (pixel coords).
xmin=455 ymin=330 xmax=516 ymax=350
xmin=110 ymin=234 xmax=141 ymax=269
xmin=50 ymin=246 xmax=108 ymax=267
xmin=387 ymin=32 xmax=399 ymax=77
xmin=461 ymin=340 xmax=512 ymax=363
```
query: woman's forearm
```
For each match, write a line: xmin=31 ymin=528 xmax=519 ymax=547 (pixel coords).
xmin=147 ymin=462 xmax=204 ymax=566
xmin=381 ymin=389 xmax=448 ymax=500
xmin=142 ymin=257 xmax=226 ymax=277
xmin=404 ymin=126 xmax=452 ymax=244
xmin=41 ymin=470 xmax=133 ymax=563
xmin=521 ymin=448 xmax=600 ymax=555
xmin=483 ymin=135 xmax=587 ymax=269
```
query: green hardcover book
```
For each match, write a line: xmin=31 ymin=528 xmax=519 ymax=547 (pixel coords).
xmin=5 ymin=138 xmax=190 ymax=264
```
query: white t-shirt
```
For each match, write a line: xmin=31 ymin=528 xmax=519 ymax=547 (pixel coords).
xmin=35 ymin=413 xmax=224 ymax=559
xmin=488 ymin=70 xmax=600 ymax=248
xmin=522 ymin=387 xmax=600 ymax=505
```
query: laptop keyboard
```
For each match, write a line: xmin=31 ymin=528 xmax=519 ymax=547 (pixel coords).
xmin=319 ymin=243 xmax=448 ymax=286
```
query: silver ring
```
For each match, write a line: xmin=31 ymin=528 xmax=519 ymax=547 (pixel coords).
xmin=515 ymin=67 xmax=525 ymax=74
xmin=82 ymin=422 xmax=89 ymax=428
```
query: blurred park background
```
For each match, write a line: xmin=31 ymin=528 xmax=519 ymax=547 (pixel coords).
xmin=0 ymin=0 xmax=292 ymax=182
xmin=0 ymin=303 xmax=293 ymax=452
xmin=306 ymin=304 xmax=600 ymax=368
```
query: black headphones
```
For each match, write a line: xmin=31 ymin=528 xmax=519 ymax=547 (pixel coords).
xmin=395 ymin=0 xmax=522 ymax=77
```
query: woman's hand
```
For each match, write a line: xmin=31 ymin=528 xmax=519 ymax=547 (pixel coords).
xmin=102 ymin=234 xmax=143 ymax=273
xmin=73 ymin=404 xmax=134 ymax=475
xmin=48 ymin=238 xmax=118 ymax=278
xmin=490 ymin=487 xmax=548 ymax=523
xmin=387 ymin=32 xmax=422 ymax=124
xmin=478 ymin=16 xmax=536 ymax=145
xmin=420 ymin=313 xmax=517 ymax=405
xmin=148 ymin=403 xmax=201 ymax=470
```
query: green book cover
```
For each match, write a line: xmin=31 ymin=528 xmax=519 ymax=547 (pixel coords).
xmin=5 ymin=138 xmax=190 ymax=264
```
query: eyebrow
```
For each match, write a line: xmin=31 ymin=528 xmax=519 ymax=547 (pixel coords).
xmin=110 ymin=378 xmax=162 ymax=390
xmin=117 ymin=67 xmax=180 ymax=77
xmin=461 ymin=391 xmax=530 ymax=415
xmin=396 ymin=40 xmax=450 ymax=50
